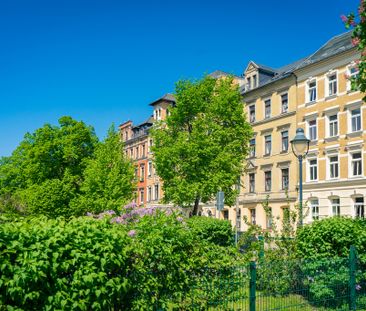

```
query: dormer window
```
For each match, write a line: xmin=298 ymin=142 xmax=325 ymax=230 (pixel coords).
xmin=247 ymin=77 xmax=251 ymax=90
xmin=253 ymin=75 xmax=257 ymax=88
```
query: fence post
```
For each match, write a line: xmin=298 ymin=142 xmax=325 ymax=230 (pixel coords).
xmin=349 ymin=245 xmax=356 ymax=311
xmin=249 ymin=261 xmax=256 ymax=311
xmin=258 ymin=236 xmax=264 ymax=260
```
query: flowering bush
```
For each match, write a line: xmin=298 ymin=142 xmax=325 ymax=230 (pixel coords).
xmin=0 ymin=208 xmax=244 ymax=310
xmin=343 ymin=0 xmax=366 ymax=96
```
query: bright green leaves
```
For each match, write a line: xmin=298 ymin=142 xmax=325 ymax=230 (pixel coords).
xmin=71 ymin=126 xmax=135 ymax=215
xmin=0 ymin=120 xmax=134 ymax=218
xmin=151 ymin=75 xmax=252 ymax=213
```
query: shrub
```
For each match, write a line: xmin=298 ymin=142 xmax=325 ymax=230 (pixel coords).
xmin=186 ymin=216 xmax=234 ymax=247
xmin=296 ymin=216 xmax=366 ymax=259
xmin=0 ymin=216 xmax=133 ymax=310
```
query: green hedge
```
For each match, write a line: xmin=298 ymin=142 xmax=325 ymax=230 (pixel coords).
xmin=0 ymin=212 xmax=243 ymax=310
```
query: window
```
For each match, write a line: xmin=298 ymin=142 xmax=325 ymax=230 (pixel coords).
xmin=331 ymin=198 xmax=340 ymax=216
xmin=147 ymin=186 xmax=152 ymax=202
xmin=308 ymin=119 xmax=317 ymax=141
xmin=253 ymin=75 xmax=257 ymax=88
xmin=329 ymin=156 xmax=339 ymax=179
xmin=348 ymin=65 xmax=359 ymax=91
xmin=140 ymin=165 xmax=145 ymax=181
xmin=264 ymin=99 xmax=271 ymax=119
xmin=142 ymin=144 xmax=146 ymax=157
xmin=247 ymin=77 xmax=251 ymax=90
xmin=351 ymin=108 xmax=361 ymax=132
xmin=327 ymin=73 xmax=337 ymax=96
xmin=223 ymin=210 xmax=229 ymax=220
xmin=281 ymin=130 xmax=289 ymax=152
xmin=282 ymin=168 xmax=289 ymax=190
xmin=311 ymin=199 xmax=319 ymax=220
xmin=249 ymin=138 xmax=256 ymax=157
xmin=249 ymin=105 xmax=256 ymax=122
xmin=265 ymin=171 xmax=272 ymax=192
xmin=264 ymin=135 xmax=272 ymax=155
xmin=236 ymin=208 xmax=241 ymax=230
xmin=140 ymin=189 xmax=144 ymax=204
xmin=283 ymin=208 xmax=290 ymax=225
xmin=149 ymin=139 xmax=153 ymax=152
xmin=135 ymin=147 xmax=139 ymax=159
xmin=148 ymin=161 xmax=152 ymax=177
xmin=250 ymin=209 xmax=256 ymax=225
xmin=309 ymin=159 xmax=318 ymax=181
xmin=154 ymin=184 xmax=159 ymax=200
xmin=355 ymin=197 xmax=365 ymax=218
xmin=249 ymin=173 xmax=255 ymax=193
xmin=351 ymin=152 xmax=362 ymax=176
xmin=308 ymin=79 xmax=317 ymax=102
xmin=266 ymin=207 xmax=272 ymax=229
xmin=281 ymin=93 xmax=288 ymax=113
xmin=329 ymin=114 xmax=338 ymax=137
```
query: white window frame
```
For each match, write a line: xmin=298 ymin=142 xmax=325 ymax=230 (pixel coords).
xmin=308 ymin=158 xmax=318 ymax=182
xmin=281 ymin=92 xmax=289 ymax=113
xmin=308 ymin=119 xmax=317 ymax=141
xmin=249 ymin=138 xmax=256 ymax=157
xmin=250 ymin=208 xmax=256 ymax=225
xmin=281 ymin=168 xmax=289 ymax=190
xmin=264 ymin=135 xmax=272 ymax=156
xmin=327 ymin=113 xmax=339 ymax=138
xmin=331 ymin=198 xmax=340 ymax=216
xmin=264 ymin=170 xmax=272 ymax=192
xmin=311 ymin=199 xmax=319 ymax=220
xmin=328 ymin=155 xmax=339 ymax=179
xmin=264 ymin=98 xmax=271 ymax=119
xmin=148 ymin=161 xmax=152 ymax=177
xmin=350 ymin=107 xmax=362 ymax=133
xmin=355 ymin=197 xmax=365 ymax=218
xmin=347 ymin=62 xmax=360 ymax=91
xmin=266 ymin=207 xmax=272 ymax=229
xmin=281 ymin=130 xmax=289 ymax=152
xmin=306 ymin=78 xmax=317 ymax=103
xmin=249 ymin=173 xmax=255 ymax=193
xmin=325 ymin=70 xmax=338 ymax=97
xmin=147 ymin=186 xmax=152 ymax=202
xmin=349 ymin=151 xmax=363 ymax=177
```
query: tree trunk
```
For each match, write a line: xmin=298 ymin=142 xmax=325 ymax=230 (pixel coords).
xmin=192 ymin=196 xmax=200 ymax=216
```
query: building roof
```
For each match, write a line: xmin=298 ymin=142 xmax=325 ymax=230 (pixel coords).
xmin=132 ymin=115 xmax=154 ymax=129
xmin=149 ymin=93 xmax=176 ymax=106
xmin=208 ymin=70 xmax=242 ymax=79
xmin=241 ymin=31 xmax=355 ymax=94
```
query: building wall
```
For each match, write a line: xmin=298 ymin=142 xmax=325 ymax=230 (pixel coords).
xmin=295 ymin=48 xmax=366 ymax=223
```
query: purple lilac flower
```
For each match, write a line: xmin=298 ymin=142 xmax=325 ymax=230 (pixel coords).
xmin=86 ymin=212 xmax=93 ymax=217
xmin=128 ymin=230 xmax=136 ymax=237
xmin=356 ymin=284 xmax=362 ymax=291
xmin=177 ymin=216 xmax=184 ymax=222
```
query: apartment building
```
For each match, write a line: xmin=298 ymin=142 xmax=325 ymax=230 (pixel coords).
xmin=120 ymin=94 xmax=175 ymax=207
xmin=120 ymin=118 xmax=153 ymax=206
xmin=215 ymin=31 xmax=365 ymax=232
xmin=294 ymin=32 xmax=365 ymax=222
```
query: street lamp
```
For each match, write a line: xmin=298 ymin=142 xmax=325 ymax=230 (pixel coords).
xmin=290 ymin=128 xmax=310 ymax=227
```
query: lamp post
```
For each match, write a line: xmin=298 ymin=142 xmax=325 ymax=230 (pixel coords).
xmin=290 ymin=128 xmax=310 ymax=227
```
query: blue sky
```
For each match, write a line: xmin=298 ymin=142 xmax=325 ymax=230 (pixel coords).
xmin=0 ymin=0 xmax=360 ymax=156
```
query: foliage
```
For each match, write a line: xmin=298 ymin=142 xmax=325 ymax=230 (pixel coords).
xmin=151 ymin=75 xmax=252 ymax=215
xmin=0 ymin=119 xmax=134 ymax=218
xmin=0 ymin=216 xmax=133 ymax=310
xmin=186 ymin=216 xmax=234 ymax=247
xmin=71 ymin=126 xmax=135 ymax=214
xmin=296 ymin=216 xmax=366 ymax=260
xmin=0 ymin=208 xmax=245 ymax=310
xmin=0 ymin=116 xmax=98 ymax=217
xmin=342 ymin=0 xmax=366 ymax=96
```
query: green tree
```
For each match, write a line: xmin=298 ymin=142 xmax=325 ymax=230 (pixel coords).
xmin=342 ymin=1 xmax=366 ymax=95
xmin=72 ymin=126 xmax=135 ymax=214
xmin=151 ymin=75 xmax=252 ymax=215
xmin=0 ymin=116 xmax=98 ymax=217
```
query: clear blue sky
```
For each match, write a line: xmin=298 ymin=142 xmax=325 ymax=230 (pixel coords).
xmin=0 ymin=0 xmax=359 ymax=156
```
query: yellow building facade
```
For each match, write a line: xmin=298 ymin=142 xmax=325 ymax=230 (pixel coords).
xmin=294 ymin=33 xmax=366 ymax=222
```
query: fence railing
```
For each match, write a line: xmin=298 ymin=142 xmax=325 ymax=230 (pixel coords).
xmin=189 ymin=246 xmax=366 ymax=310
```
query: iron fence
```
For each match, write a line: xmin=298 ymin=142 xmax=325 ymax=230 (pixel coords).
xmin=189 ymin=246 xmax=366 ymax=310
